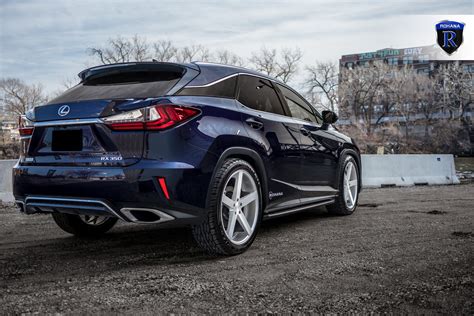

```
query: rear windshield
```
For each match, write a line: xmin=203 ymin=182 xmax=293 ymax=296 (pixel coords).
xmin=48 ymin=70 xmax=182 ymax=104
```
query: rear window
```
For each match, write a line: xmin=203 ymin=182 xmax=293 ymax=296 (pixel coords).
xmin=48 ymin=70 xmax=182 ymax=104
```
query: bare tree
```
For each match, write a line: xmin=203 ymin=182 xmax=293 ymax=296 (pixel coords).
xmin=249 ymin=47 xmax=302 ymax=83
xmin=0 ymin=78 xmax=48 ymax=117
xmin=339 ymin=61 xmax=390 ymax=136
xmin=249 ymin=47 xmax=277 ymax=76
xmin=88 ymin=35 xmax=151 ymax=64
xmin=277 ymin=48 xmax=303 ymax=83
xmin=389 ymin=66 xmax=422 ymax=147
xmin=305 ymin=61 xmax=339 ymax=111
xmin=438 ymin=62 xmax=473 ymax=123
xmin=153 ymin=40 xmax=178 ymax=62
xmin=176 ymin=44 xmax=211 ymax=63
xmin=89 ymin=36 xmax=249 ymax=68
xmin=214 ymin=49 xmax=245 ymax=67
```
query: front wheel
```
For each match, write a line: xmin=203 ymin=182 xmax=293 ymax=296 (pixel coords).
xmin=327 ymin=155 xmax=360 ymax=215
xmin=192 ymin=158 xmax=262 ymax=255
xmin=52 ymin=213 xmax=118 ymax=237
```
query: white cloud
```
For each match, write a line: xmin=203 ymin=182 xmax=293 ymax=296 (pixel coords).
xmin=0 ymin=0 xmax=472 ymax=93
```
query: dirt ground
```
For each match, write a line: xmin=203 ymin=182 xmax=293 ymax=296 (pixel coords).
xmin=0 ymin=184 xmax=473 ymax=314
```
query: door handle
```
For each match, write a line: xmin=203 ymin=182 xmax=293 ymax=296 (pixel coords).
xmin=245 ymin=118 xmax=264 ymax=130
xmin=300 ymin=127 xmax=311 ymax=136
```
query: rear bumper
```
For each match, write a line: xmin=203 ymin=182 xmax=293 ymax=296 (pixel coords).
xmin=16 ymin=196 xmax=175 ymax=224
xmin=13 ymin=160 xmax=213 ymax=225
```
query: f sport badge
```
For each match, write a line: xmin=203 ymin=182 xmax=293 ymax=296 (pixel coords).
xmin=436 ymin=20 xmax=464 ymax=55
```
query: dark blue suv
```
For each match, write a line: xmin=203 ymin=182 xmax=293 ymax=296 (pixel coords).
xmin=13 ymin=62 xmax=361 ymax=255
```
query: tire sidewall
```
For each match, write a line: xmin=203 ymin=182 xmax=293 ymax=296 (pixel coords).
xmin=213 ymin=160 xmax=263 ymax=254
xmin=340 ymin=155 xmax=360 ymax=213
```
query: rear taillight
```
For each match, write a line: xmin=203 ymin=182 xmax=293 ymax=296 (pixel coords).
xmin=18 ymin=115 xmax=34 ymax=137
xmin=103 ymin=104 xmax=200 ymax=131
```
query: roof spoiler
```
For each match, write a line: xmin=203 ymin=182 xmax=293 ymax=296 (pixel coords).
xmin=77 ymin=62 xmax=199 ymax=82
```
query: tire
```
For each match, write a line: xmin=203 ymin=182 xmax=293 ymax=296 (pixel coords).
xmin=52 ymin=213 xmax=118 ymax=237
xmin=192 ymin=158 xmax=263 ymax=255
xmin=327 ymin=154 xmax=360 ymax=216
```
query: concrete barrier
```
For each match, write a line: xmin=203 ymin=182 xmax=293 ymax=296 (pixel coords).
xmin=0 ymin=155 xmax=460 ymax=202
xmin=361 ymin=154 xmax=459 ymax=188
xmin=0 ymin=159 xmax=17 ymax=202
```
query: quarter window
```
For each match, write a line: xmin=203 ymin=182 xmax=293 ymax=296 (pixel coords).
xmin=178 ymin=76 xmax=237 ymax=98
xmin=237 ymin=75 xmax=285 ymax=115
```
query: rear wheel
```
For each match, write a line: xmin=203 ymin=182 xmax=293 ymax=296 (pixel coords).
xmin=192 ymin=158 xmax=262 ymax=255
xmin=327 ymin=155 xmax=360 ymax=215
xmin=52 ymin=213 xmax=118 ymax=237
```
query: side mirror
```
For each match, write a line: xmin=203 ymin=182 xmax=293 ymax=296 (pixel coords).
xmin=322 ymin=110 xmax=338 ymax=124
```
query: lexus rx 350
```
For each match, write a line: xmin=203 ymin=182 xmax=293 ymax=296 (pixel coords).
xmin=13 ymin=62 xmax=361 ymax=255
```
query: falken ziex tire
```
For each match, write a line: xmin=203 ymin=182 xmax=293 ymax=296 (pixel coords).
xmin=326 ymin=154 xmax=360 ymax=216
xmin=192 ymin=158 xmax=262 ymax=255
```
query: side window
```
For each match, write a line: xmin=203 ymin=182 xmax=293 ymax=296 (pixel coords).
xmin=278 ymin=85 xmax=321 ymax=124
xmin=177 ymin=76 xmax=237 ymax=98
xmin=237 ymin=75 xmax=285 ymax=116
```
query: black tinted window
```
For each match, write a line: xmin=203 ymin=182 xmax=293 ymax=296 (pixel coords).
xmin=278 ymin=85 xmax=321 ymax=124
xmin=48 ymin=71 xmax=182 ymax=104
xmin=237 ymin=75 xmax=285 ymax=115
xmin=177 ymin=76 xmax=237 ymax=98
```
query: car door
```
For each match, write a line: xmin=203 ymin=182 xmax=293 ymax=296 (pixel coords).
xmin=276 ymin=84 xmax=340 ymax=204
xmin=237 ymin=75 xmax=302 ymax=212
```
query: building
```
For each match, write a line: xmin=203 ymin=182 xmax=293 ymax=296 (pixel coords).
xmin=337 ymin=45 xmax=473 ymax=153
xmin=0 ymin=120 xmax=19 ymax=143
xmin=338 ymin=44 xmax=473 ymax=124
xmin=339 ymin=44 xmax=474 ymax=75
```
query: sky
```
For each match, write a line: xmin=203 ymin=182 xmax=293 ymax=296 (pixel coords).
xmin=0 ymin=0 xmax=473 ymax=93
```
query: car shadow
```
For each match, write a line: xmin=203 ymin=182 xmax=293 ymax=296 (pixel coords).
xmin=1 ymin=207 xmax=334 ymax=279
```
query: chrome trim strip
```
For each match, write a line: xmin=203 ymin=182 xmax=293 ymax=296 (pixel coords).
xmin=33 ymin=118 xmax=103 ymax=127
xmin=264 ymin=199 xmax=335 ymax=219
xmin=271 ymin=178 xmax=338 ymax=193
xmin=186 ymin=72 xmax=284 ymax=88
xmin=120 ymin=207 xmax=175 ymax=224
xmin=186 ymin=73 xmax=239 ymax=88
xmin=24 ymin=196 xmax=127 ymax=221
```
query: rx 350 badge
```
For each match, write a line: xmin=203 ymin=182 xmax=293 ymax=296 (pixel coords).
xmin=436 ymin=20 xmax=465 ymax=55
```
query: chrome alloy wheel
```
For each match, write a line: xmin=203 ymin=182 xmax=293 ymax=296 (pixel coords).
xmin=220 ymin=169 xmax=259 ymax=245
xmin=343 ymin=161 xmax=358 ymax=209
xmin=79 ymin=215 xmax=108 ymax=226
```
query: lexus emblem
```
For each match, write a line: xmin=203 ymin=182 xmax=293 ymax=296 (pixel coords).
xmin=58 ymin=105 xmax=70 ymax=117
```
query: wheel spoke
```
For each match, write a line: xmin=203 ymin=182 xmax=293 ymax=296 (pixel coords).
xmin=346 ymin=182 xmax=354 ymax=206
xmin=232 ymin=171 xmax=243 ymax=200
xmin=240 ymin=191 xmax=257 ymax=208
xmin=227 ymin=210 xmax=237 ymax=238
xmin=221 ymin=168 xmax=259 ymax=245
xmin=222 ymin=195 xmax=234 ymax=209
xmin=349 ymin=179 xmax=358 ymax=187
xmin=237 ymin=212 xmax=252 ymax=236
xmin=346 ymin=163 xmax=352 ymax=178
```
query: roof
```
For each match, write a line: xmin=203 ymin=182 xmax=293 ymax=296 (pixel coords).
xmin=189 ymin=61 xmax=282 ymax=86
xmin=77 ymin=61 xmax=278 ymax=86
